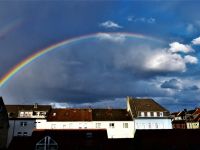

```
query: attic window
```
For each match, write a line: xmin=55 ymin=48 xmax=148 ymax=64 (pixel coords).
xmin=86 ymin=132 xmax=93 ymax=138
xmin=35 ymin=136 xmax=58 ymax=150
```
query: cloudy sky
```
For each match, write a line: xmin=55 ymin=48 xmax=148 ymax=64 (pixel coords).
xmin=1 ymin=0 xmax=200 ymax=111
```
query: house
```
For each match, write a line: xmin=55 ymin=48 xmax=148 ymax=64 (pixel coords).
xmin=6 ymin=103 xmax=51 ymax=147
xmin=8 ymin=129 xmax=108 ymax=150
xmin=172 ymin=108 xmax=200 ymax=129
xmin=127 ymin=97 xmax=172 ymax=129
xmin=36 ymin=108 xmax=135 ymax=138
xmin=92 ymin=109 xmax=134 ymax=138
xmin=0 ymin=97 xmax=9 ymax=150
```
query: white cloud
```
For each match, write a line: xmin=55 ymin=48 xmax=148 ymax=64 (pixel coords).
xmin=127 ymin=16 xmax=134 ymax=21
xmin=145 ymin=51 xmax=186 ymax=72
xmin=186 ymin=24 xmax=196 ymax=34
xmin=169 ymin=42 xmax=193 ymax=53
xmin=147 ymin=18 xmax=156 ymax=24
xmin=131 ymin=17 xmax=156 ymax=24
xmin=192 ymin=37 xmax=200 ymax=45
xmin=97 ymin=33 xmax=126 ymax=43
xmin=184 ymin=55 xmax=198 ymax=64
xmin=99 ymin=20 xmax=122 ymax=29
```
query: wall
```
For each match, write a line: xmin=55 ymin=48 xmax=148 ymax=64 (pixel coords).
xmin=0 ymin=98 xmax=9 ymax=149
xmin=186 ymin=122 xmax=199 ymax=129
xmin=7 ymin=119 xmax=36 ymax=147
xmin=36 ymin=119 xmax=135 ymax=138
xmin=135 ymin=118 xmax=172 ymax=129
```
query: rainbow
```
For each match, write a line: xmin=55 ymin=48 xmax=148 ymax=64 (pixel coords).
xmin=0 ymin=32 xmax=162 ymax=88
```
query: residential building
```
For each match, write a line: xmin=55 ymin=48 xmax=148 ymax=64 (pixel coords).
xmin=92 ymin=109 xmax=134 ymax=138
xmin=0 ymin=97 xmax=9 ymax=150
xmin=36 ymin=108 xmax=135 ymax=138
xmin=5 ymin=96 xmax=174 ymax=148
xmin=6 ymin=104 xmax=51 ymax=146
xmin=171 ymin=108 xmax=200 ymax=129
xmin=127 ymin=97 xmax=172 ymax=129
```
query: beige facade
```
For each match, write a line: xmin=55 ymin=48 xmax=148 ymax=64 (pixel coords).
xmin=186 ymin=122 xmax=199 ymax=129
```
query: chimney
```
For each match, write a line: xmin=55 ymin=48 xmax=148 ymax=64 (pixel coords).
xmin=34 ymin=103 xmax=38 ymax=109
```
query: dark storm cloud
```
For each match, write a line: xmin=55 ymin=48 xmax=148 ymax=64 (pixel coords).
xmin=184 ymin=85 xmax=199 ymax=91
xmin=1 ymin=36 xmax=167 ymax=104
xmin=161 ymin=79 xmax=181 ymax=90
xmin=1 ymin=1 xmax=200 ymax=111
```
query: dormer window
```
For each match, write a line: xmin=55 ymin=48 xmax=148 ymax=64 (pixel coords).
xmin=19 ymin=112 xmax=24 ymax=117
xmin=141 ymin=112 xmax=145 ymax=117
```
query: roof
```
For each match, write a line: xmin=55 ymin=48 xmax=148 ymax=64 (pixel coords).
xmin=128 ymin=97 xmax=169 ymax=117
xmin=193 ymin=108 xmax=200 ymax=115
xmin=6 ymin=104 xmax=51 ymax=118
xmin=92 ymin=109 xmax=132 ymax=121
xmin=47 ymin=108 xmax=92 ymax=121
xmin=8 ymin=129 xmax=108 ymax=150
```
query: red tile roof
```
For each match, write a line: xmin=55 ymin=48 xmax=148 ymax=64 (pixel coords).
xmin=6 ymin=105 xmax=51 ymax=118
xmin=47 ymin=108 xmax=92 ymax=121
xmin=92 ymin=109 xmax=132 ymax=121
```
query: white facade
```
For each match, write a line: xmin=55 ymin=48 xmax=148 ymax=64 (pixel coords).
xmin=36 ymin=119 xmax=135 ymax=138
xmin=135 ymin=118 xmax=172 ymax=129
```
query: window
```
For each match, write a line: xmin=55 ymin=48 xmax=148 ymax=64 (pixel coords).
xmin=79 ymin=123 xmax=82 ymax=129
xmin=141 ymin=112 xmax=145 ymax=117
xmin=20 ymin=122 xmax=27 ymax=126
xmin=159 ymin=112 xmax=163 ymax=117
xmin=23 ymin=132 xmax=28 ymax=136
xmin=86 ymin=132 xmax=93 ymax=138
xmin=84 ymin=123 xmax=87 ymax=129
xmin=24 ymin=112 xmax=32 ymax=117
xmin=19 ymin=112 xmax=24 ymax=117
xmin=155 ymin=123 xmax=158 ymax=129
xmin=17 ymin=132 xmax=22 ymax=136
xmin=63 ymin=125 xmax=66 ymax=128
xmin=123 ymin=123 xmax=128 ymax=128
xmin=96 ymin=123 xmax=101 ymax=128
xmin=69 ymin=123 xmax=72 ymax=128
xmin=154 ymin=112 xmax=157 ymax=117
xmin=147 ymin=112 xmax=151 ymax=117
xmin=51 ymin=124 xmax=56 ymax=129
xmin=109 ymin=123 xmax=115 ymax=128
xmin=35 ymin=136 xmax=58 ymax=150
xmin=148 ymin=123 xmax=151 ymax=129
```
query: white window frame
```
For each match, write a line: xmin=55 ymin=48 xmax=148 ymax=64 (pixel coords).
xmin=96 ymin=123 xmax=101 ymax=128
xmin=154 ymin=112 xmax=157 ymax=117
xmin=109 ymin=123 xmax=115 ymax=128
xmin=141 ymin=112 xmax=145 ymax=117
xmin=123 ymin=123 xmax=128 ymax=128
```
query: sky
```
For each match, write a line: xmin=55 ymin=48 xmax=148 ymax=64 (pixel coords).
xmin=1 ymin=0 xmax=200 ymax=111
